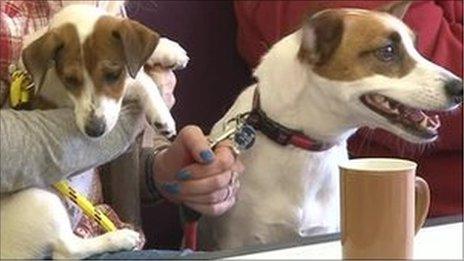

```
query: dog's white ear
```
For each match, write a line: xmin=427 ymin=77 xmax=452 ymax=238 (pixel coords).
xmin=22 ymin=29 xmax=64 ymax=92
xmin=114 ymin=19 xmax=160 ymax=78
xmin=378 ymin=1 xmax=412 ymax=20
xmin=299 ymin=11 xmax=344 ymax=66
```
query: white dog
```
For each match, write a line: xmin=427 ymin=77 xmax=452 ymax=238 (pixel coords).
xmin=198 ymin=2 xmax=462 ymax=250
xmin=1 ymin=5 xmax=188 ymax=259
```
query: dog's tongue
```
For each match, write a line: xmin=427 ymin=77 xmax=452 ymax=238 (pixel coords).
xmin=403 ymin=108 xmax=426 ymax=123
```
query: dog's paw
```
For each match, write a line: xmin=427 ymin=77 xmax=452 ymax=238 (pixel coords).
xmin=148 ymin=38 xmax=189 ymax=70
xmin=153 ymin=121 xmax=176 ymax=139
xmin=105 ymin=229 xmax=140 ymax=251
xmin=144 ymin=101 xmax=177 ymax=138
xmin=51 ymin=229 xmax=141 ymax=259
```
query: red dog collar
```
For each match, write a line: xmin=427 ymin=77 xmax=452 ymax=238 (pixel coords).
xmin=246 ymin=88 xmax=335 ymax=152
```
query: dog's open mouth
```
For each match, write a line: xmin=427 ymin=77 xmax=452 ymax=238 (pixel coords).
xmin=360 ymin=93 xmax=441 ymax=139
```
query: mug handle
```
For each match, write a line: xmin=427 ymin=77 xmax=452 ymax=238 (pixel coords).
xmin=414 ymin=176 xmax=430 ymax=234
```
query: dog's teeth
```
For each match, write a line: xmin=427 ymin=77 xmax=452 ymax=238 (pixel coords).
xmin=434 ymin=115 xmax=441 ymax=126
xmin=419 ymin=118 xmax=428 ymax=128
xmin=423 ymin=115 xmax=441 ymax=131
xmin=373 ymin=95 xmax=385 ymax=103
xmin=365 ymin=95 xmax=375 ymax=104
xmin=431 ymin=115 xmax=441 ymax=129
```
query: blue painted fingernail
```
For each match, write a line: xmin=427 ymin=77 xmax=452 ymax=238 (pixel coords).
xmin=200 ymin=150 xmax=214 ymax=164
xmin=176 ymin=169 xmax=191 ymax=181
xmin=161 ymin=182 xmax=180 ymax=195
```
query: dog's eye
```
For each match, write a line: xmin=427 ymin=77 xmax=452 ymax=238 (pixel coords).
xmin=375 ymin=44 xmax=397 ymax=62
xmin=104 ymin=70 xmax=122 ymax=84
xmin=64 ymin=75 xmax=80 ymax=88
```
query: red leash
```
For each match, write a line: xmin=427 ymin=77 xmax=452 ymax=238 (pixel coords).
xmin=180 ymin=205 xmax=201 ymax=250
xmin=182 ymin=221 xmax=198 ymax=250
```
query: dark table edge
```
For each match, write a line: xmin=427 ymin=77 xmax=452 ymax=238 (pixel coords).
xmin=185 ymin=214 xmax=463 ymax=260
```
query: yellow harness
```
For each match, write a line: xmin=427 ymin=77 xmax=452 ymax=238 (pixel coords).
xmin=52 ymin=181 xmax=116 ymax=232
xmin=9 ymin=68 xmax=34 ymax=108
xmin=9 ymin=67 xmax=116 ymax=232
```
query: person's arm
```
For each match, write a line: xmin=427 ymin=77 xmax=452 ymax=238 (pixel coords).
xmin=0 ymin=103 xmax=146 ymax=194
xmin=138 ymin=126 xmax=171 ymax=203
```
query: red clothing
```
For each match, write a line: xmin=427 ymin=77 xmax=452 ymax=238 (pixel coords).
xmin=234 ymin=0 xmax=463 ymax=217
xmin=0 ymin=1 xmax=63 ymax=82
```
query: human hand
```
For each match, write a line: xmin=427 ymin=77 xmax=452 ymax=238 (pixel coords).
xmin=152 ymin=126 xmax=244 ymax=216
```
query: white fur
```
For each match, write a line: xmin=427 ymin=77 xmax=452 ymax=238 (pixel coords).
xmin=1 ymin=5 xmax=189 ymax=259
xmin=97 ymin=97 xmax=123 ymax=133
xmin=148 ymin=38 xmax=189 ymax=69
xmin=0 ymin=188 xmax=140 ymax=259
xmin=125 ymin=70 xmax=177 ymax=136
xmin=198 ymin=10 xmax=460 ymax=250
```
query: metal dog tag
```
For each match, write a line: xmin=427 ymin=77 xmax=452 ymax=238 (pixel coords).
xmin=233 ymin=123 xmax=256 ymax=151
xmin=208 ymin=114 xmax=256 ymax=153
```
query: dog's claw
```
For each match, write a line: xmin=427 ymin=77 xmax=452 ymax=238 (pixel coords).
xmin=152 ymin=121 xmax=176 ymax=138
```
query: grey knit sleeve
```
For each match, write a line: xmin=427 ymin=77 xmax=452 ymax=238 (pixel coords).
xmin=0 ymin=104 xmax=146 ymax=194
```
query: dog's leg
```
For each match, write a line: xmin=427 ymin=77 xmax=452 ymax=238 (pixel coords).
xmin=1 ymin=188 xmax=140 ymax=259
xmin=146 ymin=37 xmax=189 ymax=70
xmin=123 ymin=37 xmax=187 ymax=137
xmin=52 ymin=229 xmax=139 ymax=259
xmin=48 ymin=192 xmax=140 ymax=259
xmin=125 ymin=72 xmax=176 ymax=137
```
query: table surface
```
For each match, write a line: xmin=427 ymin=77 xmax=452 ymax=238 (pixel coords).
xmin=226 ymin=222 xmax=462 ymax=260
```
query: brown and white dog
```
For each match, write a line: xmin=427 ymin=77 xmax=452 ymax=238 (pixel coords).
xmin=19 ymin=4 xmax=188 ymax=137
xmin=198 ymin=2 xmax=463 ymax=250
xmin=0 ymin=5 xmax=188 ymax=259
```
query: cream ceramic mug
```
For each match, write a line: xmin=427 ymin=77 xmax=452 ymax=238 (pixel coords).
xmin=339 ymin=158 xmax=430 ymax=259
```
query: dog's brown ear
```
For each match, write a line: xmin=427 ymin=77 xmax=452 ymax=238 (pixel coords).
xmin=114 ymin=19 xmax=160 ymax=78
xmin=22 ymin=24 xmax=81 ymax=93
xmin=22 ymin=29 xmax=64 ymax=92
xmin=378 ymin=1 xmax=412 ymax=20
xmin=299 ymin=11 xmax=344 ymax=66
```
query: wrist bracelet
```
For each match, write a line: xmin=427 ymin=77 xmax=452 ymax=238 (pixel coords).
xmin=145 ymin=145 xmax=169 ymax=200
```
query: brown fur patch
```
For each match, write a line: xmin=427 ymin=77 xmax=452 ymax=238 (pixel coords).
xmin=300 ymin=10 xmax=416 ymax=81
xmin=22 ymin=23 xmax=84 ymax=98
xmin=298 ymin=11 xmax=344 ymax=66
xmin=84 ymin=16 xmax=127 ymax=100
xmin=53 ymin=23 xmax=85 ymax=98
xmin=24 ymin=16 xmax=160 ymax=107
xmin=83 ymin=16 xmax=160 ymax=100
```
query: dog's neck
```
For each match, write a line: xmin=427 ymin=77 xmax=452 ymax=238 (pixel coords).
xmin=253 ymin=30 xmax=358 ymax=144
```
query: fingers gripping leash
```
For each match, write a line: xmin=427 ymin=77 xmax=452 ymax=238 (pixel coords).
xmin=181 ymin=113 xmax=256 ymax=250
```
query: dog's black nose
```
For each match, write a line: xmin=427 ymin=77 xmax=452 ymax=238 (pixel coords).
xmin=84 ymin=117 xmax=106 ymax=137
xmin=445 ymin=79 xmax=463 ymax=104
